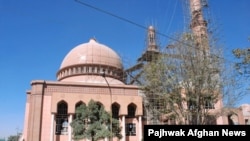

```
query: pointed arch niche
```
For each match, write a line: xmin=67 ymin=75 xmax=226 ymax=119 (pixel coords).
xmin=112 ymin=102 xmax=120 ymax=119
xmin=55 ymin=100 xmax=68 ymax=135
xmin=127 ymin=103 xmax=137 ymax=118
xmin=74 ymin=101 xmax=86 ymax=119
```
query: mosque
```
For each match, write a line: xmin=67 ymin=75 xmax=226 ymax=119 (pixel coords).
xmin=21 ymin=36 xmax=146 ymax=141
xmin=20 ymin=0 xmax=250 ymax=140
xmin=20 ymin=25 xmax=249 ymax=141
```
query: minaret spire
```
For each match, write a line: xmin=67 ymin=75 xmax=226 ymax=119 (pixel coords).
xmin=147 ymin=25 xmax=158 ymax=51
xmin=137 ymin=25 xmax=159 ymax=62
xmin=189 ymin=0 xmax=209 ymax=50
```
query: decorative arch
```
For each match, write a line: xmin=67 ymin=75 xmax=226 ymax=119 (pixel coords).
xmin=56 ymin=100 xmax=68 ymax=135
xmin=127 ymin=103 xmax=137 ymax=118
xmin=75 ymin=101 xmax=86 ymax=110
xmin=95 ymin=101 xmax=103 ymax=110
xmin=74 ymin=101 xmax=86 ymax=119
xmin=112 ymin=102 xmax=120 ymax=119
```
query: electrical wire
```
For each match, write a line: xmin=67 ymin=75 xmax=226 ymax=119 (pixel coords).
xmin=74 ymin=0 xmax=191 ymax=47
xmin=166 ymin=0 xmax=178 ymax=34
xmin=74 ymin=0 xmax=236 ymax=64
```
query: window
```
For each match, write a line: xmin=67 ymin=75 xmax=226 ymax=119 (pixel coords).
xmin=188 ymin=100 xmax=197 ymax=110
xmin=204 ymin=97 xmax=214 ymax=109
xmin=75 ymin=101 xmax=85 ymax=110
xmin=149 ymin=33 xmax=154 ymax=43
xmin=126 ymin=123 xmax=136 ymax=136
xmin=127 ymin=104 xmax=136 ymax=118
xmin=112 ymin=104 xmax=119 ymax=119
xmin=245 ymin=119 xmax=249 ymax=125
xmin=74 ymin=101 xmax=85 ymax=119
xmin=55 ymin=101 xmax=68 ymax=135
xmin=96 ymin=102 xmax=102 ymax=110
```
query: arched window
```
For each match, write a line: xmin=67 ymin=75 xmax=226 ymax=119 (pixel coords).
xmin=127 ymin=103 xmax=136 ymax=118
xmin=74 ymin=101 xmax=86 ymax=119
xmin=55 ymin=101 xmax=68 ymax=135
xmin=126 ymin=104 xmax=136 ymax=136
xmin=112 ymin=103 xmax=120 ymax=119
xmin=95 ymin=103 xmax=103 ymax=112
xmin=75 ymin=101 xmax=85 ymax=110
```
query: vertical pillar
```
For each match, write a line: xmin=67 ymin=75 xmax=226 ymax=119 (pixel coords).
xmin=68 ymin=114 xmax=73 ymax=141
xmin=50 ymin=114 xmax=54 ymax=141
xmin=121 ymin=116 xmax=125 ymax=141
xmin=139 ymin=116 xmax=142 ymax=141
xmin=27 ymin=82 xmax=45 ymax=141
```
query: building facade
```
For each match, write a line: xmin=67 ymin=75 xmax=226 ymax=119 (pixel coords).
xmin=21 ymin=39 xmax=144 ymax=141
xmin=21 ymin=30 xmax=247 ymax=141
xmin=240 ymin=104 xmax=250 ymax=125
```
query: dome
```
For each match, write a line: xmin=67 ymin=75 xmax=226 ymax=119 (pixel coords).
xmin=57 ymin=38 xmax=124 ymax=84
xmin=60 ymin=38 xmax=122 ymax=69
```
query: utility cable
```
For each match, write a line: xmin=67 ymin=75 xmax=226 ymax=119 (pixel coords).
xmin=74 ymin=0 xmax=235 ymax=64
xmin=74 ymin=0 xmax=191 ymax=47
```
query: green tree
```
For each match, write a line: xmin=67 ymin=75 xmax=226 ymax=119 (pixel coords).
xmin=70 ymin=99 xmax=122 ymax=141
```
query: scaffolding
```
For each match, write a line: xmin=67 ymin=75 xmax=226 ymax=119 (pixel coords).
xmin=124 ymin=0 xmax=217 ymax=125
xmin=125 ymin=25 xmax=166 ymax=124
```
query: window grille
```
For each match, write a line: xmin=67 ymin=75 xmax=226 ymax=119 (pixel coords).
xmin=126 ymin=123 xmax=136 ymax=136
xmin=55 ymin=101 xmax=68 ymax=135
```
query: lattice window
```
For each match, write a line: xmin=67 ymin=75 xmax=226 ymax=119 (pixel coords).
xmin=55 ymin=101 xmax=68 ymax=135
xmin=126 ymin=123 xmax=136 ymax=136
xmin=204 ymin=97 xmax=214 ymax=109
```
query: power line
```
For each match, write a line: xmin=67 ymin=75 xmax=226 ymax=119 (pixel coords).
xmin=74 ymin=0 xmax=236 ymax=64
xmin=74 ymin=0 xmax=190 ymax=46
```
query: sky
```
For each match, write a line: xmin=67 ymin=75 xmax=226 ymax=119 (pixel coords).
xmin=0 ymin=0 xmax=250 ymax=138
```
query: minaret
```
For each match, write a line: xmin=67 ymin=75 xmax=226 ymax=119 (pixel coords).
xmin=125 ymin=25 xmax=160 ymax=84
xmin=137 ymin=25 xmax=159 ymax=62
xmin=189 ymin=0 xmax=209 ymax=50
xmin=147 ymin=25 xmax=158 ymax=52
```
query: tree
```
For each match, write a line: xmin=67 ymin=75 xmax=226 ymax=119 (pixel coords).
xmin=230 ymin=38 xmax=250 ymax=106
xmin=7 ymin=133 xmax=21 ymax=141
xmin=70 ymin=99 xmax=122 ymax=141
xmin=141 ymin=32 xmax=238 ymax=125
xmin=232 ymin=38 xmax=250 ymax=78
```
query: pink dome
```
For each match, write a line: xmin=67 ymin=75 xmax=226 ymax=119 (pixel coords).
xmin=57 ymin=38 xmax=124 ymax=84
xmin=60 ymin=38 xmax=122 ymax=69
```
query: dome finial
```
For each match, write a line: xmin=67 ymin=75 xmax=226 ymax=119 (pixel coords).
xmin=89 ymin=37 xmax=98 ymax=43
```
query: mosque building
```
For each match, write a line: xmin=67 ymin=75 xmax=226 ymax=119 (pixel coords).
xmin=20 ymin=0 xmax=249 ymax=140
xmin=21 ymin=38 xmax=144 ymax=141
